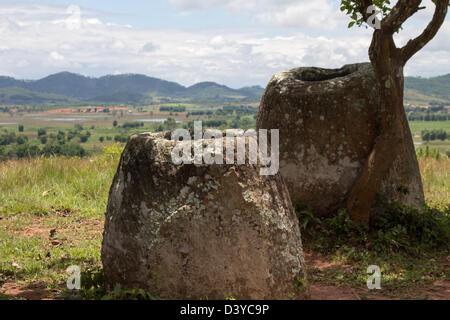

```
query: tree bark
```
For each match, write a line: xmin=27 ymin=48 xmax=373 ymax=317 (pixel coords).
xmin=347 ymin=0 xmax=448 ymax=225
xmin=347 ymin=31 xmax=406 ymax=225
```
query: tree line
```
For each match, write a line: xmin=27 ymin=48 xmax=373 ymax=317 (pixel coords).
xmin=421 ymin=129 xmax=449 ymax=142
xmin=0 ymin=126 xmax=89 ymax=160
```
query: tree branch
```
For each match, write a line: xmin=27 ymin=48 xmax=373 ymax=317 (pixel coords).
xmin=358 ymin=0 xmax=374 ymax=21
xmin=381 ymin=0 xmax=422 ymax=34
xmin=400 ymin=0 xmax=449 ymax=64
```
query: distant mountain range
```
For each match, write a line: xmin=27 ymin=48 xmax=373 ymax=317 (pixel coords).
xmin=0 ymin=71 xmax=448 ymax=106
xmin=0 ymin=72 xmax=264 ymax=105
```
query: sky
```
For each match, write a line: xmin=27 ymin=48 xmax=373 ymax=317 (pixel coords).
xmin=0 ymin=0 xmax=449 ymax=88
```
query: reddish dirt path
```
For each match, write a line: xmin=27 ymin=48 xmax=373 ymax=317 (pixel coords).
xmin=1 ymin=282 xmax=56 ymax=300
xmin=305 ymin=252 xmax=450 ymax=300
xmin=309 ymin=278 xmax=450 ymax=300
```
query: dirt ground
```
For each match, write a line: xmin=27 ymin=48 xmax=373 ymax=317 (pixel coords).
xmin=304 ymin=252 xmax=450 ymax=300
xmin=2 ymin=252 xmax=448 ymax=300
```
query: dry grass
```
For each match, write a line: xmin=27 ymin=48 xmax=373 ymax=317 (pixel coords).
xmin=418 ymin=156 xmax=450 ymax=209
xmin=0 ymin=146 xmax=122 ymax=299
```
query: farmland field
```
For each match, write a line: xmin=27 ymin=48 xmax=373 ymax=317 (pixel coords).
xmin=0 ymin=103 xmax=258 ymax=157
xmin=409 ymin=121 xmax=450 ymax=153
xmin=1 ymin=108 xmax=449 ymax=158
xmin=409 ymin=121 xmax=450 ymax=133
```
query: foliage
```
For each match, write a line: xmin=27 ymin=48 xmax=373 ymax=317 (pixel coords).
xmin=160 ymin=106 xmax=186 ymax=113
xmin=294 ymin=200 xmax=321 ymax=236
xmin=114 ymin=135 xmax=129 ymax=143
xmin=39 ymin=135 xmax=47 ymax=144
xmin=371 ymin=203 xmax=449 ymax=252
xmin=79 ymin=268 xmax=106 ymax=299
xmin=297 ymin=203 xmax=449 ymax=255
xmin=421 ymin=129 xmax=448 ymax=141
xmin=59 ymin=268 xmax=157 ymax=300
xmin=121 ymin=121 xmax=144 ymax=129
xmin=416 ymin=146 xmax=445 ymax=160
xmin=163 ymin=117 xmax=178 ymax=131
xmin=0 ymin=132 xmax=26 ymax=145
xmin=103 ymin=284 xmax=157 ymax=300
xmin=92 ymin=143 xmax=124 ymax=167
xmin=42 ymin=140 xmax=86 ymax=158
xmin=0 ymin=125 xmax=92 ymax=161
xmin=340 ymin=0 xmax=392 ymax=28
xmin=408 ymin=112 xmax=449 ymax=122
xmin=341 ymin=1 xmax=450 ymax=30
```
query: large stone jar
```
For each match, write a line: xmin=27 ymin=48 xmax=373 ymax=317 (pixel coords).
xmin=257 ymin=63 xmax=424 ymax=216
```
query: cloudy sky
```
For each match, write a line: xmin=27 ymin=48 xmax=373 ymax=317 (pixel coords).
xmin=0 ymin=0 xmax=449 ymax=88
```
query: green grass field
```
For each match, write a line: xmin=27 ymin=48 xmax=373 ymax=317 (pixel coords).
xmin=409 ymin=121 xmax=450 ymax=133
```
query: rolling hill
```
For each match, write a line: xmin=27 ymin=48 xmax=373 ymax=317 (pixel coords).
xmin=404 ymin=74 xmax=450 ymax=105
xmin=0 ymin=87 xmax=78 ymax=105
xmin=0 ymin=71 xmax=448 ymax=106
xmin=0 ymin=72 xmax=264 ymax=105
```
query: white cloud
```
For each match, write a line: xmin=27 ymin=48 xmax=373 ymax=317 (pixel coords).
xmin=169 ymin=0 xmax=254 ymax=11
xmin=0 ymin=2 xmax=448 ymax=87
xmin=50 ymin=51 xmax=64 ymax=61
xmin=256 ymin=0 xmax=346 ymax=30
xmin=169 ymin=0 xmax=346 ymax=30
xmin=209 ymin=35 xmax=230 ymax=49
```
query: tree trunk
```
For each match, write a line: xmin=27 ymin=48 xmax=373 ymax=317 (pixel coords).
xmin=347 ymin=30 xmax=417 ymax=225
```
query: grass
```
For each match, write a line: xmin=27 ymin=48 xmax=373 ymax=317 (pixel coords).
xmin=409 ymin=121 xmax=450 ymax=133
xmin=0 ymin=143 xmax=449 ymax=299
xmin=419 ymin=155 xmax=449 ymax=208
xmin=0 ymin=145 xmax=121 ymax=299
xmin=404 ymin=88 xmax=448 ymax=106
xmin=301 ymin=205 xmax=449 ymax=299
xmin=0 ymin=156 xmax=115 ymax=218
xmin=307 ymin=249 xmax=448 ymax=299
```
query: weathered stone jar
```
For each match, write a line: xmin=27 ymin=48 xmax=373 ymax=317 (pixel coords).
xmin=257 ymin=63 xmax=424 ymax=217
xmin=101 ymin=132 xmax=308 ymax=300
